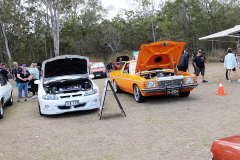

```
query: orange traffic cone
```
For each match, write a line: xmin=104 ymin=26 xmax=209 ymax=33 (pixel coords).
xmin=216 ymin=81 xmax=227 ymax=95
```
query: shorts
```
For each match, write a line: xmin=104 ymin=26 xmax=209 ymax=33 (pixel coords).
xmin=227 ymin=68 xmax=236 ymax=71
xmin=195 ymin=67 xmax=205 ymax=76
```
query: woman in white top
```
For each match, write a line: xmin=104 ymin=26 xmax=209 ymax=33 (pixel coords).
xmin=29 ymin=63 xmax=40 ymax=98
xmin=224 ymin=48 xmax=240 ymax=82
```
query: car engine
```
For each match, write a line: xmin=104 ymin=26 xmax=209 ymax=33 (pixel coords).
xmin=141 ymin=71 xmax=175 ymax=79
xmin=43 ymin=79 xmax=92 ymax=94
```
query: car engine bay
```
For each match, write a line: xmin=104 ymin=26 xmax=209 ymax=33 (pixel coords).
xmin=141 ymin=71 xmax=175 ymax=79
xmin=43 ymin=79 xmax=92 ymax=94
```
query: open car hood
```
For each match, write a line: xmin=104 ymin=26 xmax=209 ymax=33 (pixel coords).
xmin=135 ymin=41 xmax=186 ymax=73
xmin=42 ymin=55 xmax=89 ymax=79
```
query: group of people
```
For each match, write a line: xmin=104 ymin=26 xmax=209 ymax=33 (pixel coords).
xmin=178 ymin=48 xmax=240 ymax=83
xmin=0 ymin=62 xmax=39 ymax=102
xmin=177 ymin=49 xmax=208 ymax=83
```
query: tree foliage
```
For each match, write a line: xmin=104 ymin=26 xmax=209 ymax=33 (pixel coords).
xmin=1 ymin=0 xmax=240 ymax=65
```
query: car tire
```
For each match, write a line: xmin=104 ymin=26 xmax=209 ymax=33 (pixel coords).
xmin=0 ymin=101 xmax=3 ymax=119
xmin=6 ymin=93 xmax=13 ymax=106
xmin=104 ymin=74 xmax=107 ymax=78
xmin=38 ymin=101 xmax=43 ymax=116
xmin=134 ymin=85 xmax=145 ymax=103
xmin=113 ymin=80 xmax=122 ymax=93
xmin=179 ymin=91 xmax=190 ymax=97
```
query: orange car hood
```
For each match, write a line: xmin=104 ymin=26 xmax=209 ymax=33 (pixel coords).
xmin=211 ymin=135 xmax=240 ymax=159
xmin=135 ymin=41 xmax=186 ymax=73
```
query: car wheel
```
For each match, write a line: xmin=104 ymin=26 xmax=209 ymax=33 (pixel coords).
xmin=179 ymin=91 xmax=190 ymax=97
xmin=104 ymin=74 xmax=107 ymax=78
xmin=113 ymin=80 xmax=121 ymax=93
xmin=0 ymin=102 xmax=3 ymax=119
xmin=6 ymin=93 xmax=13 ymax=106
xmin=134 ymin=85 xmax=145 ymax=103
xmin=38 ymin=101 xmax=43 ymax=116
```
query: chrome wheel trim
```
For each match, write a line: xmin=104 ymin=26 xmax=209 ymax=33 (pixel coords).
xmin=134 ymin=85 xmax=139 ymax=101
xmin=113 ymin=80 xmax=117 ymax=92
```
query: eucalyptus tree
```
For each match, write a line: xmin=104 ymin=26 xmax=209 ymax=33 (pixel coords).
xmin=28 ymin=0 xmax=84 ymax=57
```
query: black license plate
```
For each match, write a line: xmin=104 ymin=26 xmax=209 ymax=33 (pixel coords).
xmin=167 ymin=89 xmax=179 ymax=94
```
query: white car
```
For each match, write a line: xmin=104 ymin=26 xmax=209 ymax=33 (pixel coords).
xmin=35 ymin=55 xmax=100 ymax=115
xmin=0 ymin=74 xmax=13 ymax=119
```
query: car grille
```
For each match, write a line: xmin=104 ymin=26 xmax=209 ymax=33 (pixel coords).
xmin=74 ymin=103 xmax=86 ymax=108
xmin=94 ymin=71 xmax=103 ymax=74
xmin=58 ymin=106 xmax=71 ymax=109
xmin=157 ymin=79 xmax=184 ymax=87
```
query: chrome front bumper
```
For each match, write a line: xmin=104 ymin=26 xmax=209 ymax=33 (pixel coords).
xmin=141 ymin=83 xmax=198 ymax=94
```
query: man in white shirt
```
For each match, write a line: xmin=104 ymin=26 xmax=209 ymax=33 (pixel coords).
xmin=224 ymin=48 xmax=240 ymax=82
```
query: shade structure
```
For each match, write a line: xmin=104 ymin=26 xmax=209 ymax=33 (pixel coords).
xmin=199 ymin=25 xmax=240 ymax=40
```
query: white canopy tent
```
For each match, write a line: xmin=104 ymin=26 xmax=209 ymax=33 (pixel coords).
xmin=199 ymin=25 xmax=240 ymax=66
xmin=199 ymin=25 xmax=240 ymax=40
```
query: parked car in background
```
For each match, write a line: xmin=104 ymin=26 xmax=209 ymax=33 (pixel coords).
xmin=114 ymin=56 xmax=129 ymax=70
xmin=34 ymin=55 xmax=100 ymax=115
xmin=110 ymin=41 xmax=198 ymax=102
xmin=90 ymin=62 xmax=107 ymax=78
xmin=0 ymin=74 xmax=13 ymax=119
xmin=210 ymin=135 xmax=240 ymax=160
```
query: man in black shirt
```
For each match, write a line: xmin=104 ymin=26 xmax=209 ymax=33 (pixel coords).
xmin=193 ymin=50 xmax=208 ymax=83
xmin=0 ymin=63 xmax=10 ymax=81
xmin=178 ymin=51 xmax=188 ymax=72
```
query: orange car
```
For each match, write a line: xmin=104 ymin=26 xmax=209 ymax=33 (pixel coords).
xmin=110 ymin=41 xmax=198 ymax=102
xmin=210 ymin=135 xmax=240 ymax=160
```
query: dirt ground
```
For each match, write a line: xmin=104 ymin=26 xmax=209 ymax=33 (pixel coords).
xmin=1 ymin=63 xmax=240 ymax=160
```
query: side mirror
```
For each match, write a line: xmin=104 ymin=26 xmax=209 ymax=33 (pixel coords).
xmin=89 ymin=74 xmax=94 ymax=79
xmin=34 ymin=80 xmax=41 ymax=84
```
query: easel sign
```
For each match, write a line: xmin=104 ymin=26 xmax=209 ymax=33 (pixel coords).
xmin=99 ymin=79 xmax=126 ymax=120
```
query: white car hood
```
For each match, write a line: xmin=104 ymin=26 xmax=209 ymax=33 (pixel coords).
xmin=42 ymin=55 xmax=90 ymax=83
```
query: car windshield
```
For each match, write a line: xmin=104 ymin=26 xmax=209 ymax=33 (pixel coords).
xmin=91 ymin=63 xmax=105 ymax=69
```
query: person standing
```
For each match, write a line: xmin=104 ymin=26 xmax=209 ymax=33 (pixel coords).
xmin=11 ymin=62 xmax=20 ymax=88
xmin=224 ymin=48 xmax=240 ymax=82
xmin=17 ymin=64 xmax=31 ymax=102
xmin=119 ymin=58 xmax=122 ymax=70
xmin=193 ymin=50 xmax=208 ymax=83
xmin=177 ymin=51 xmax=188 ymax=72
xmin=29 ymin=63 xmax=39 ymax=98
xmin=0 ymin=63 xmax=11 ymax=81
xmin=184 ymin=50 xmax=189 ymax=72
xmin=192 ymin=53 xmax=196 ymax=74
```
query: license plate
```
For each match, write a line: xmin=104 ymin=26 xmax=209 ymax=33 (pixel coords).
xmin=65 ymin=100 xmax=79 ymax=106
xmin=167 ymin=89 xmax=179 ymax=94
xmin=96 ymin=74 xmax=101 ymax=77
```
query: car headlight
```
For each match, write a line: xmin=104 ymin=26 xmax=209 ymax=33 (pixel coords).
xmin=84 ymin=89 xmax=97 ymax=96
xmin=103 ymin=70 xmax=106 ymax=73
xmin=42 ymin=94 xmax=59 ymax=100
xmin=148 ymin=81 xmax=155 ymax=88
xmin=186 ymin=77 xmax=193 ymax=84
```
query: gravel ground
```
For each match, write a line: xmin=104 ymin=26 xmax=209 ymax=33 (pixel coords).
xmin=1 ymin=62 xmax=240 ymax=160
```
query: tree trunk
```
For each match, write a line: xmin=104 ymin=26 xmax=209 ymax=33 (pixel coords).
xmin=0 ymin=21 xmax=12 ymax=64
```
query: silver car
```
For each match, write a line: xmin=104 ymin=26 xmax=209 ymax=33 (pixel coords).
xmin=0 ymin=74 xmax=13 ymax=119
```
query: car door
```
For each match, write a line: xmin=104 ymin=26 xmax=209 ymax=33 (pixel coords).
xmin=121 ymin=63 xmax=133 ymax=93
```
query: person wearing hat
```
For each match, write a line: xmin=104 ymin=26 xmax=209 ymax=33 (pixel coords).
xmin=0 ymin=63 xmax=11 ymax=81
xmin=224 ymin=48 xmax=240 ymax=82
xmin=193 ymin=50 xmax=208 ymax=83
xmin=17 ymin=64 xmax=31 ymax=102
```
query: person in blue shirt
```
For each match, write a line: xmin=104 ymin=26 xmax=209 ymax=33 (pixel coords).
xmin=224 ymin=48 xmax=240 ymax=82
xmin=29 ymin=63 xmax=40 ymax=98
